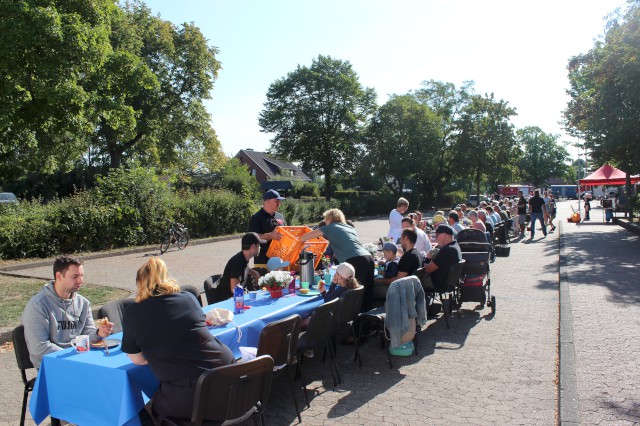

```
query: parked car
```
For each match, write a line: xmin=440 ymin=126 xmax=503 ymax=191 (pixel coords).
xmin=466 ymin=195 xmax=490 ymax=207
xmin=0 ymin=192 xmax=18 ymax=204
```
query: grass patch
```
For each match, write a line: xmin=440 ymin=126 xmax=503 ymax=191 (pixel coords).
xmin=0 ymin=274 xmax=130 ymax=329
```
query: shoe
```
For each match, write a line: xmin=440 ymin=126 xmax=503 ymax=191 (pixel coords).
xmin=303 ymin=349 xmax=314 ymax=359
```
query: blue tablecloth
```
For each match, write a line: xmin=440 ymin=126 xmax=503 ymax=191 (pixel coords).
xmin=29 ymin=292 xmax=322 ymax=426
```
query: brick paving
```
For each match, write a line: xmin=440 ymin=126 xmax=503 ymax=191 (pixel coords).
xmin=0 ymin=203 xmax=637 ymax=425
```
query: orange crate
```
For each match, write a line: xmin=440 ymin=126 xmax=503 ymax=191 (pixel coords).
xmin=266 ymin=226 xmax=328 ymax=269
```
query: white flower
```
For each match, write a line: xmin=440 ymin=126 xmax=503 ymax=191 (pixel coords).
xmin=362 ymin=243 xmax=378 ymax=257
xmin=258 ymin=270 xmax=293 ymax=289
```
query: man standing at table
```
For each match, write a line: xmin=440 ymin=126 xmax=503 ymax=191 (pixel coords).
xmin=212 ymin=233 xmax=264 ymax=303
xmin=22 ymin=255 xmax=114 ymax=368
xmin=249 ymin=189 xmax=286 ymax=272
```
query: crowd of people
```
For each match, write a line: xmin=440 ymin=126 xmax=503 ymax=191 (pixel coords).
xmin=20 ymin=187 xmax=559 ymax=423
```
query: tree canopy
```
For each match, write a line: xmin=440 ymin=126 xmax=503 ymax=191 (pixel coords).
xmin=259 ymin=55 xmax=377 ymax=200
xmin=0 ymin=0 xmax=224 ymax=185
xmin=516 ymin=127 xmax=569 ymax=187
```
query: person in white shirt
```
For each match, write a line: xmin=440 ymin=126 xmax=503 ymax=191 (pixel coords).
xmin=388 ymin=197 xmax=409 ymax=242
xmin=401 ymin=217 xmax=431 ymax=259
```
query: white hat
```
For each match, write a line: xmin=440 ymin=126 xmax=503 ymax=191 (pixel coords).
xmin=335 ymin=262 xmax=355 ymax=279
xmin=267 ymin=257 xmax=290 ymax=271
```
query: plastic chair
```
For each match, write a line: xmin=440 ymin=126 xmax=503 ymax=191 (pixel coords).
xmin=296 ymin=298 xmax=341 ymax=387
xmin=97 ymin=298 xmax=135 ymax=334
xmin=203 ymin=274 xmax=222 ymax=305
xmin=256 ymin=315 xmax=305 ymax=423
xmin=434 ymin=259 xmax=466 ymax=329
xmin=12 ymin=325 xmax=35 ymax=426
xmin=181 ymin=285 xmax=202 ymax=306
xmin=160 ymin=355 xmax=274 ymax=426
xmin=333 ymin=287 xmax=365 ymax=366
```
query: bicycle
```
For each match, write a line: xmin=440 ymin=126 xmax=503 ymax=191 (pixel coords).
xmin=160 ymin=220 xmax=190 ymax=254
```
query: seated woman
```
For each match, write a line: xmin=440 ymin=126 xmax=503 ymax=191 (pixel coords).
xmin=318 ymin=262 xmax=360 ymax=302
xmin=121 ymin=257 xmax=234 ymax=421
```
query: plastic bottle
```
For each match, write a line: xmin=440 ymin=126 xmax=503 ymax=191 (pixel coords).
xmin=288 ymin=272 xmax=296 ymax=294
xmin=234 ymin=285 xmax=244 ymax=314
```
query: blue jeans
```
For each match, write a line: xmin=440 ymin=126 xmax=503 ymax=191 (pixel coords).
xmin=530 ymin=213 xmax=547 ymax=238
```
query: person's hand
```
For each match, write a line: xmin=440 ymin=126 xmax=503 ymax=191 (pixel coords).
xmin=97 ymin=318 xmax=114 ymax=338
xmin=272 ymin=229 xmax=282 ymax=241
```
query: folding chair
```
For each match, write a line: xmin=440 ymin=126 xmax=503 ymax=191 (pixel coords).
xmin=203 ymin=274 xmax=222 ymax=305
xmin=97 ymin=298 xmax=135 ymax=334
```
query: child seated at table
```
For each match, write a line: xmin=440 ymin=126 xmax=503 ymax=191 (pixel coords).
xmin=266 ymin=257 xmax=290 ymax=271
xmin=380 ymin=242 xmax=399 ymax=279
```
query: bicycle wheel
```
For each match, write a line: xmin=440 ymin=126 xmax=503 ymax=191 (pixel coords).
xmin=160 ymin=233 xmax=172 ymax=254
xmin=177 ymin=230 xmax=190 ymax=250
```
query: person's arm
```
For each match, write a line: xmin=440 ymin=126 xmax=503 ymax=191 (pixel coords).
xmin=300 ymin=229 xmax=324 ymax=243
xmin=22 ymin=301 xmax=63 ymax=365
xmin=229 ymin=277 xmax=240 ymax=294
xmin=249 ymin=214 xmax=281 ymax=241
xmin=127 ymin=352 xmax=148 ymax=365
xmin=425 ymin=260 xmax=439 ymax=274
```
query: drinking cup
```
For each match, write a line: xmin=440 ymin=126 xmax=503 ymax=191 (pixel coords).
xmin=248 ymin=291 xmax=258 ymax=300
xmin=70 ymin=335 xmax=90 ymax=352
xmin=301 ymin=282 xmax=310 ymax=290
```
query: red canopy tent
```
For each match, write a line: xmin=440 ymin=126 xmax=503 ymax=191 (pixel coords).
xmin=579 ymin=163 xmax=640 ymax=186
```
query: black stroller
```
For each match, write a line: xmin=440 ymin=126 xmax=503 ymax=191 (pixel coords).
xmin=455 ymin=228 xmax=495 ymax=315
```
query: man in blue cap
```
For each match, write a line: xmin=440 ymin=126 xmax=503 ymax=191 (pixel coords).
xmin=248 ymin=189 xmax=287 ymax=272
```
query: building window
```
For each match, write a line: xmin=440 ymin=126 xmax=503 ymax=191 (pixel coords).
xmin=251 ymin=169 xmax=256 ymax=176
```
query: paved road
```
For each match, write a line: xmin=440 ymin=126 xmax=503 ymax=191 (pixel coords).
xmin=0 ymin=202 xmax=637 ymax=425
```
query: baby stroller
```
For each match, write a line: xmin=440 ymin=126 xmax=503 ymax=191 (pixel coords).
xmin=455 ymin=228 xmax=495 ymax=315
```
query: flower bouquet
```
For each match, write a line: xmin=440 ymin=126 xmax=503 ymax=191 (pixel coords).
xmin=320 ymin=255 xmax=332 ymax=268
xmin=362 ymin=243 xmax=378 ymax=257
xmin=258 ymin=270 xmax=292 ymax=298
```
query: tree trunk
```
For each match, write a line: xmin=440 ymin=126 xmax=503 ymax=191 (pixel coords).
xmin=325 ymin=168 xmax=332 ymax=201
xmin=626 ymin=172 xmax=633 ymax=220
xmin=109 ymin=148 xmax=123 ymax=169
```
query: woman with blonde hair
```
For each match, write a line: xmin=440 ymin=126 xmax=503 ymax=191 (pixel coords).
xmin=301 ymin=208 xmax=375 ymax=311
xmin=121 ymin=257 xmax=234 ymax=421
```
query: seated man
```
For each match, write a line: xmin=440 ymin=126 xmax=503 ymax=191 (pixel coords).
xmin=212 ymin=232 xmax=263 ymax=303
xmin=373 ymin=229 xmax=422 ymax=300
xmin=22 ymin=255 xmax=114 ymax=369
xmin=421 ymin=225 xmax=462 ymax=293
xmin=468 ymin=210 xmax=486 ymax=233
xmin=401 ymin=217 xmax=431 ymax=258
xmin=448 ymin=211 xmax=465 ymax=234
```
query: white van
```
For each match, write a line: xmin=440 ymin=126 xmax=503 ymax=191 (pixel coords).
xmin=0 ymin=192 xmax=18 ymax=204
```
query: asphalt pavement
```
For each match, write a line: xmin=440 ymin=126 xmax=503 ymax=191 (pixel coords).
xmin=0 ymin=201 xmax=638 ymax=425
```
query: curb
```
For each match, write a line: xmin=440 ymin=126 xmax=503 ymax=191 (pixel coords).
xmin=558 ymin=220 xmax=580 ymax=425
xmin=614 ymin=217 xmax=640 ymax=235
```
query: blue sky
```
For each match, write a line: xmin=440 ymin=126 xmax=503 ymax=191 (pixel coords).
xmin=143 ymin=0 xmax=627 ymax=159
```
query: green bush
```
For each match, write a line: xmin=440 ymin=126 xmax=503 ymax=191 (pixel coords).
xmin=278 ymin=199 xmax=341 ymax=226
xmin=171 ymin=189 xmax=255 ymax=238
xmin=291 ymin=180 xmax=320 ymax=198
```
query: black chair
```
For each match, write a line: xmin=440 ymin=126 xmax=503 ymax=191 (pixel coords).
xmin=256 ymin=314 xmax=305 ymax=423
xmin=181 ymin=285 xmax=202 ymax=306
xmin=160 ymin=355 xmax=275 ymax=426
xmin=333 ymin=287 xmax=365 ymax=367
xmin=358 ymin=277 xmax=424 ymax=369
xmin=13 ymin=325 xmax=36 ymax=426
xmin=97 ymin=298 xmax=135 ymax=334
xmin=296 ymin=297 xmax=341 ymax=387
xmin=434 ymin=259 xmax=466 ymax=329
xmin=203 ymin=274 xmax=222 ymax=305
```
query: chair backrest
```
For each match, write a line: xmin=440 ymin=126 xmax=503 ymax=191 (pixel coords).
xmin=256 ymin=314 xmax=301 ymax=366
xmin=302 ymin=298 xmax=340 ymax=345
xmin=191 ymin=355 xmax=274 ymax=424
xmin=335 ymin=286 xmax=364 ymax=327
xmin=456 ymin=228 xmax=488 ymax=243
xmin=203 ymin=274 xmax=222 ymax=305
xmin=12 ymin=325 xmax=33 ymax=383
xmin=181 ymin=285 xmax=202 ymax=306
xmin=443 ymin=259 xmax=466 ymax=293
xmin=97 ymin=298 xmax=135 ymax=334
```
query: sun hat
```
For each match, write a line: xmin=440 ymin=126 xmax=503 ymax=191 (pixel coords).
xmin=335 ymin=262 xmax=355 ymax=279
xmin=432 ymin=214 xmax=447 ymax=224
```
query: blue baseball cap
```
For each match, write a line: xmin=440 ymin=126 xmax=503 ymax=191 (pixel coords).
xmin=263 ymin=189 xmax=285 ymax=201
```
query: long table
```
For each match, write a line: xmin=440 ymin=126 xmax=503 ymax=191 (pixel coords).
xmin=29 ymin=292 xmax=323 ymax=426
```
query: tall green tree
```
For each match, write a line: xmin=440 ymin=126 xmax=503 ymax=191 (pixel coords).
xmin=0 ymin=0 xmax=116 ymax=179
xmin=564 ymin=0 xmax=640 ymax=217
xmin=517 ymin=126 xmax=569 ymax=187
xmin=364 ymin=95 xmax=441 ymax=195
xmin=412 ymin=80 xmax=474 ymax=201
xmin=456 ymin=94 xmax=518 ymax=198
xmin=259 ymin=55 xmax=377 ymax=200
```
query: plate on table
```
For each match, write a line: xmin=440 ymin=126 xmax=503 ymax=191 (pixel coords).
xmin=297 ymin=289 xmax=321 ymax=297
xmin=90 ymin=338 xmax=121 ymax=349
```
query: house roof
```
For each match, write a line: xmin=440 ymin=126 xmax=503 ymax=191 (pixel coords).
xmin=235 ymin=150 xmax=311 ymax=181
xmin=579 ymin=163 xmax=640 ymax=186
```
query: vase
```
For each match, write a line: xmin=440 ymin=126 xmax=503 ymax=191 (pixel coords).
xmin=269 ymin=289 xmax=283 ymax=299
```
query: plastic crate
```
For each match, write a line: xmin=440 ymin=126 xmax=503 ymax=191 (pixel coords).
xmin=266 ymin=226 xmax=328 ymax=269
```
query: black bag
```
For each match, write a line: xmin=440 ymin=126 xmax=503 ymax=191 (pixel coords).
xmin=495 ymin=244 xmax=510 ymax=257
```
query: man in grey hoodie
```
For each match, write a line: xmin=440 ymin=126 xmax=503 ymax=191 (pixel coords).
xmin=22 ymin=255 xmax=114 ymax=368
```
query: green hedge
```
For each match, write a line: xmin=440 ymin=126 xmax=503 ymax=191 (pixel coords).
xmin=278 ymin=199 xmax=341 ymax=226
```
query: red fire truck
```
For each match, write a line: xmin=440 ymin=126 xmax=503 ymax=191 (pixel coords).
xmin=497 ymin=184 xmax=534 ymax=198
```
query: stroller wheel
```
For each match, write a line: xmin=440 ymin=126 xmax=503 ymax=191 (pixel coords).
xmin=490 ymin=296 xmax=496 ymax=315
